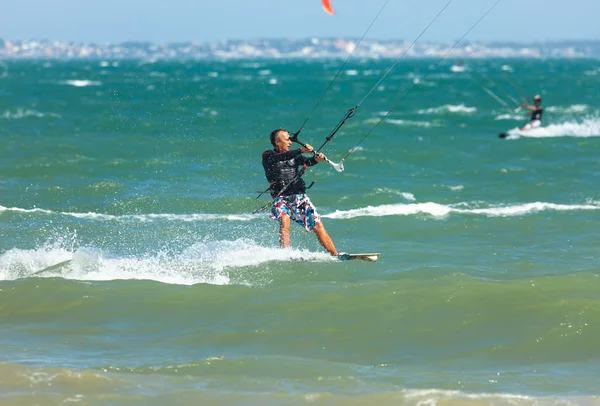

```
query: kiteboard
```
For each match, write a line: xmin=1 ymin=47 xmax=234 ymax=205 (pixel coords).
xmin=498 ymin=133 xmax=508 ymax=139
xmin=337 ymin=253 xmax=380 ymax=262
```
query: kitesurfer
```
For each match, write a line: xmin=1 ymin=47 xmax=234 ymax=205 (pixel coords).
xmin=520 ymin=94 xmax=543 ymax=131
xmin=262 ymin=129 xmax=339 ymax=256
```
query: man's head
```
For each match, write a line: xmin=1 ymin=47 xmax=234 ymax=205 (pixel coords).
xmin=533 ymin=94 xmax=542 ymax=105
xmin=270 ymin=128 xmax=293 ymax=152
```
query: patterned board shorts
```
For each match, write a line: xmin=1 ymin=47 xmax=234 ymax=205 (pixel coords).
xmin=270 ymin=193 xmax=321 ymax=232
xmin=523 ymin=119 xmax=541 ymax=130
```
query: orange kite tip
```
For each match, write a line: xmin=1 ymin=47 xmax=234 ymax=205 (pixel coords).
xmin=322 ymin=0 xmax=334 ymax=15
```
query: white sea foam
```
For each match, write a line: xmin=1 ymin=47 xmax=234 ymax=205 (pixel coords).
xmin=314 ymin=387 xmax=598 ymax=405
xmin=4 ymin=200 xmax=598 ymax=224
xmin=363 ymin=69 xmax=380 ymax=76
xmin=372 ymin=188 xmax=416 ymax=201
xmin=412 ymin=78 xmax=437 ymax=87
xmin=450 ymin=66 xmax=466 ymax=73
xmin=385 ymin=119 xmax=438 ymax=128
xmin=61 ymin=80 xmax=102 ymax=87
xmin=199 ymin=107 xmax=218 ymax=117
xmin=545 ymin=104 xmax=589 ymax=114
xmin=324 ymin=201 xmax=600 ymax=220
xmin=0 ymin=205 xmax=254 ymax=222
xmin=495 ymin=113 xmax=521 ymax=120
xmin=0 ymin=205 xmax=54 ymax=214
xmin=583 ymin=67 xmax=600 ymax=76
xmin=417 ymin=104 xmax=476 ymax=115
xmin=444 ymin=185 xmax=464 ymax=191
xmin=325 ymin=202 xmax=452 ymax=219
xmin=1 ymin=109 xmax=60 ymax=119
xmin=399 ymin=387 xmax=584 ymax=405
xmin=504 ymin=117 xmax=600 ymax=138
xmin=0 ymin=239 xmax=333 ymax=285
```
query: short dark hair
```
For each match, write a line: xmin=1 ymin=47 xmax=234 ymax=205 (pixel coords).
xmin=270 ymin=128 xmax=287 ymax=147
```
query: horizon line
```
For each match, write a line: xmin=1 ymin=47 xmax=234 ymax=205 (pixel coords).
xmin=2 ymin=37 xmax=600 ymax=45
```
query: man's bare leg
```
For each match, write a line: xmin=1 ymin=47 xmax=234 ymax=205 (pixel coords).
xmin=313 ymin=222 xmax=338 ymax=256
xmin=278 ymin=215 xmax=291 ymax=248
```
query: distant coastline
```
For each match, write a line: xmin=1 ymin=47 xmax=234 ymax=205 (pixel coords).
xmin=1 ymin=38 xmax=599 ymax=60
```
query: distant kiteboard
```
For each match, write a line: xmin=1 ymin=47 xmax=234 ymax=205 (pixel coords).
xmin=337 ymin=253 xmax=380 ymax=262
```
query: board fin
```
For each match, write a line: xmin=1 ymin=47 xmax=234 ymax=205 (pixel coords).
xmin=337 ymin=253 xmax=380 ymax=262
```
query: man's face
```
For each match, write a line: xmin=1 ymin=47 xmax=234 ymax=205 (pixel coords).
xmin=275 ymin=131 xmax=292 ymax=152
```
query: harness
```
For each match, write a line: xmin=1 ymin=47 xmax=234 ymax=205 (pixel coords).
xmin=530 ymin=107 xmax=543 ymax=121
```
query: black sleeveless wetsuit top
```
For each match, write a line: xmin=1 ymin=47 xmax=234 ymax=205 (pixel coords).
xmin=262 ymin=149 xmax=317 ymax=198
xmin=530 ymin=107 xmax=543 ymax=121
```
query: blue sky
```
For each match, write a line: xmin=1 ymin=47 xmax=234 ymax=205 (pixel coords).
xmin=2 ymin=0 xmax=598 ymax=43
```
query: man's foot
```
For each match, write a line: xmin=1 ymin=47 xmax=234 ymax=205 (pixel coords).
xmin=337 ymin=252 xmax=349 ymax=261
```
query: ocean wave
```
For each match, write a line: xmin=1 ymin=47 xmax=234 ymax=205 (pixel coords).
xmin=1 ymin=108 xmax=60 ymax=119
xmin=1 ymin=360 xmax=597 ymax=405
xmin=412 ymin=77 xmax=437 ymax=87
xmin=504 ymin=117 xmax=600 ymax=138
xmin=370 ymin=188 xmax=416 ymax=201
xmin=417 ymin=104 xmax=477 ymax=115
xmin=450 ymin=64 xmax=467 ymax=73
xmin=0 ymin=239 xmax=333 ymax=284
xmin=59 ymin=80 xmax=102 ymax=87
xmin=495 ymin=113 xmax=522 ymax=120
xmin=324 ymin=201 xmax=600 ymax=220
xmin=0 ymin=205 xmax=256 ymax=222
xmin=545 ymin=104 xmax=590 ymax=114
xmin=384 ymin=119 xmax=439 ymax=128
xmin=4 ymin=200 xmax=599 ymax=224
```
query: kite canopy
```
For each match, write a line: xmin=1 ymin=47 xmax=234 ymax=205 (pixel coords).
xmin=322 ymin=0 xmax=334 ymax=15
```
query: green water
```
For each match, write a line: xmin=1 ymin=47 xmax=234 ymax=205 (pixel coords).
xmin=1 ymin=58 xmax=600 ymax=405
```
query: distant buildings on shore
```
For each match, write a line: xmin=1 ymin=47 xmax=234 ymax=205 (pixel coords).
xmin=1 ymin=38 xmax=598 ymax=59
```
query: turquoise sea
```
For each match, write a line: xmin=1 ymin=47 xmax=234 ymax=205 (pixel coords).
xmin=1 ymin=57 xmax=600 ymax=405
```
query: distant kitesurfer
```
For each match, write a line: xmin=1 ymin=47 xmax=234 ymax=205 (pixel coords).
xmin=262 ymin=129 xmax=338 ymax=256
xmin=520 ymin=94 xmax=543 ymax=131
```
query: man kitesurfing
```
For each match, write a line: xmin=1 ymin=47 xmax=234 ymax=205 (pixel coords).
xmin=258 ymin=129 xmax=379 ymax=262
xmin=497 ymin=93 xmax=544 ymax=138
xmin=253 ymin=0 xmax=501 ymax=261
xmin=520 ymin=94 xmax=543 ymax=131
xmin=492 ymin=69 xmax=545 ymax=138
xmin=262 ymin=129 xmax=339 ymax=256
